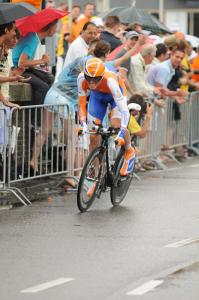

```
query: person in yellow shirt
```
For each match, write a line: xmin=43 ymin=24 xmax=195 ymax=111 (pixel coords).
xmin=127 ymin=94 xmax=154 ymax=171
xmin=127 ymin=95 xmax=153 ymax=138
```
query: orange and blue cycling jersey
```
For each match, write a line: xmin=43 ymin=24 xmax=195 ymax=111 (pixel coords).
xmin=77 ymin=70 xmax=130 ymax=128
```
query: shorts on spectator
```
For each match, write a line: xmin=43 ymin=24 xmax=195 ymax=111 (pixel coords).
xmin=44 ymin=88 xmax=76 ymax=119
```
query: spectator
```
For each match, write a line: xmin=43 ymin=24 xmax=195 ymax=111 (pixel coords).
xmin=145 ymin=43 xmax=168 ymax=74
xmin=128 ymin=22 xmax=143 ymax=34
xmin=147 ymin=48 xmax=187 ymax=99
xmin=190 ymin=46 xmax=199 ymax=83
xmin=68 ymin=5 xmax=81 ymax=43
xmin=113 ymin=31 xmax=145 ymax=95
xmin=0 ymin=22 xmax=22 ymax=108
xmin=100 ymin=16 xmax=122 ymax=52
xmin=128 ymin=94 xmax=153 ymax=138
xmin=11 ymin=0 xmax=42 ymax=10
xmin=130 ymin=44 xmax=160 ymax=97
xmin=55 ymin=4 xmax=81 ymax=80
xmin=153 ymin=43 xmax=168 ymax=64
xmin=12 ymin=20 xmax=58 ymax=105
xmin=0 ymin=29 xmax=21 ymax=102
xmin=45 ymin=0 xmax=55 ymax=8
xmin=63 ymin=22 xmax=97 ymax=68
xmin=74 ymin=2 xmax=95 ymax=39
xmin=91 ymin=17 xmax=104 ymax=37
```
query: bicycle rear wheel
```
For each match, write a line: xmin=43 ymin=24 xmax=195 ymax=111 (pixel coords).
xmin=77 ymin=147 xmax=104 ymax=212
xmin=110 ymin=148 xmax=134 ymax=206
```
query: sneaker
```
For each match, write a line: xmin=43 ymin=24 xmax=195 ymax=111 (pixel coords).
xmin=87 ymin=181 xmax=97 ymax=197
xmin=120 ymin=147 xmax=135 ymax=176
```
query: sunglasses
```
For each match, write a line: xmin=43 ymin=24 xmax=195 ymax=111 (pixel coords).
xmin=84 ymin=74 xmax=102 ymax=83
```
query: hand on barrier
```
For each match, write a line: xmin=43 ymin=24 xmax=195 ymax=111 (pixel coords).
xmin=174 ymin=96 xmax=187 ymax=105
xmin=154 ymin=98 xmax=165 ymax=108
xmin=2 ymin=98 xmax=20 ymax=109
xmin=176 ymin=89 xmax=188 ymax=98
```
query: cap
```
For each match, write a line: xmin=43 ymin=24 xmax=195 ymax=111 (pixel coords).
xmin=91 ymin=17 xmax=104 ymax=27
xmin=125 ymin=31 xmax=139 ymax=39
xmin=128 ymin=103 xmax=141 ymax=111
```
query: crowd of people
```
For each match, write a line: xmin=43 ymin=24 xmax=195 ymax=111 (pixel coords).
xmin=1 ymin=1 xmax=199 ymax=186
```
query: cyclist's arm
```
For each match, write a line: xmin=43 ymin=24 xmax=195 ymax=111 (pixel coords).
xmin=77 ymin=74 xmax=87 ymax=122
xmin=107 ymin=77 xmax=130 ymax=128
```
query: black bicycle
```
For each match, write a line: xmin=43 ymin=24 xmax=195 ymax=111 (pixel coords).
xmin=77 ymin=126 xmax=134 ymax=212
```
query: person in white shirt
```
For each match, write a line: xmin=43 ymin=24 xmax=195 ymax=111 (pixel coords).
xmin=130 ymin=44 xmax=158 ymax=97
xmin=63 ymin=22 xmax=97 ymax=69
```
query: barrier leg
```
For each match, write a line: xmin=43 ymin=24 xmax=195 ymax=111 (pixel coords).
xmin=3 ymin=188 xmax=28 ymax=206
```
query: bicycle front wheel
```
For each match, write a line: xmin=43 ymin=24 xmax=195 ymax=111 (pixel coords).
xmin=110 ymin=148 xmax=134 ymax=206
xmin=77 ymin=147 xmax=104 ymax=212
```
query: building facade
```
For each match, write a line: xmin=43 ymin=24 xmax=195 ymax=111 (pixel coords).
xmin=75 ymin=0 xmax=199 ymax=36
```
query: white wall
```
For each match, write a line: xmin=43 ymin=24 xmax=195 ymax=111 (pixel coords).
xmin=165 ymin=11 xmax=188 ymax=33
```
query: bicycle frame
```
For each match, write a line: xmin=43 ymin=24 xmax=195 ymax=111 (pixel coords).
xmin=98 ymin=132 xmax=114 ymax=188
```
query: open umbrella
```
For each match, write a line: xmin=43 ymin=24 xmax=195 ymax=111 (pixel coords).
xmin=0 ymin=3 xmax=37 ymax=25
xmin=16 ymin=8 xmax=68 ymax=36
xmin=100 ymin=6 xmax=126 ymax=20
xmin=185 ymin=35 xmax=199 ymax=48
xmin=118 ymin=7 xmax=170 ymax=34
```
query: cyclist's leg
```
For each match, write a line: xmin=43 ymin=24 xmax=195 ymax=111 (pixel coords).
xmin=86 ymin=92 xmax=109 ymax=196
xmin=110 ymin=105 xmax=135 ymax=176
xmin=88 ymin=91 xmax=109 ymax=152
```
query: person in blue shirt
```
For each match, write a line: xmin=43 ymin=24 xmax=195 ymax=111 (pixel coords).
xmin=12 ymin=20 xmax=57 ymax=105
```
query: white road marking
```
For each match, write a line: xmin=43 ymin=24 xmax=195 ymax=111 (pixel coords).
xmin=126 ymin=280 xmax=163 ymax=296
xmin=189 ymin=163 xmax=199 ymax=168
xmin=165 ymin=238 xmax=199 ymax=248
xmin=21 ymin=277 xmax=74 ymax=293
xmin=175 ymin=190 xmax=199 ymax=193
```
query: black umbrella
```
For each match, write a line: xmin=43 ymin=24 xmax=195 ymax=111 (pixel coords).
xmin=100 ymin=6 xmax=126 ymax=20
xmin=118 ymin=7 xmax=171 ymax=34
xmin=0 ymin=3 xmax=37 ymax=25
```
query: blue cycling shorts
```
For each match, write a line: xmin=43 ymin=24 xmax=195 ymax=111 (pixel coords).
xmin=88 ymin=90 xmax=116 ymax=122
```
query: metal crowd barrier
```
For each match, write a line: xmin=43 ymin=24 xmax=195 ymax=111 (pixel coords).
xmin=189 ymin=92 xmax=199 ymax=155
xmin=4 ymin=104 xmax=89 ymax=204
xmin=0 ymin=106 xmax=7 ymax=190
xmin=1 ymin=92 xmax=199 ymax=205
xmin=136 ymin=104 xmax=168 ymax=169
xmin=136 ymin=95 xmax=193 ymax=168
xmin=165 ymin=97 xmax=190 ymax=149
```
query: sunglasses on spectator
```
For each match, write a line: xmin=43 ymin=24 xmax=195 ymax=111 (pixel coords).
xmin=84 ymin=74 xmax=103 ymax=83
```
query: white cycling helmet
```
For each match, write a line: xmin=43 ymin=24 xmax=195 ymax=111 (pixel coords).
xmin=128 ymin=103 xmax=141 ymax=111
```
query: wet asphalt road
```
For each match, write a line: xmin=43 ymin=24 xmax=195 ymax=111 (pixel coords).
xmin=0 ymin=158 xmax=199 ymax=300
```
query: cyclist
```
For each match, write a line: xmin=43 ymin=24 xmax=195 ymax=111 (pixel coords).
xmin=78 ymin=57 xmax=135 ymax=181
